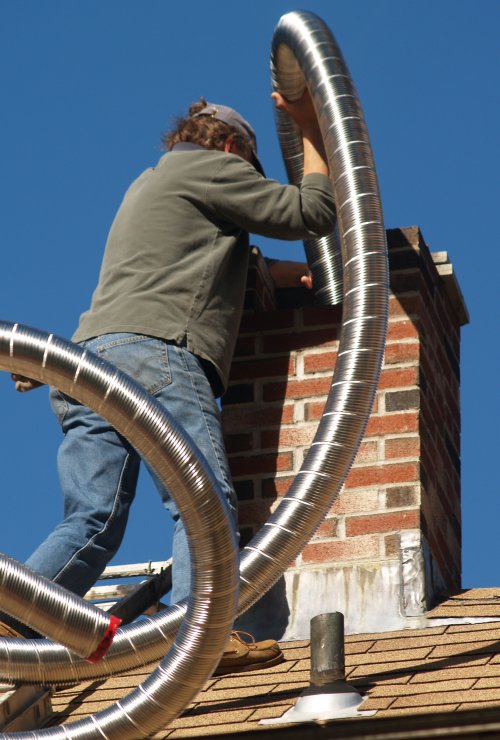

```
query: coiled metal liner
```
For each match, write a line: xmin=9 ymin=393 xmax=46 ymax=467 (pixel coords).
xmin=0 ymin=552 xmax=117 ymax=660
xmin=0 ymin=323 xmax=239 ymax=737
xmin=0 ymin=10 xmax=388 ymax=738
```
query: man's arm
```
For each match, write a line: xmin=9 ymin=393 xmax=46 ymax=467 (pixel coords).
xmin=271 ymin=90 xmax=329 ymax=177
xmin=205 ymin=88 xmax=335 ymax=239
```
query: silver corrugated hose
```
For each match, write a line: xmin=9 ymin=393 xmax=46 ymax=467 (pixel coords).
xmin=0 ymin=323 xmax=239 ymax=738
xmin=0 ymin=552 xmax=120 ymax=661
xmin=271 ymin=54 xmax=344 ymax=305
xmin=238 ymin=9 xmax=389 ymax=622
xmin=0 ymin=8 xmax=388 ymax=736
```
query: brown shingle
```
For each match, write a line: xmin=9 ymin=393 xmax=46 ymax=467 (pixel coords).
xmin=369 ymin=678 xmax=476 ymax=697
xmin=45 ymin=589 xmax=500 ymax=737
xmin=428 ymin=589 xmax=500 ymax=618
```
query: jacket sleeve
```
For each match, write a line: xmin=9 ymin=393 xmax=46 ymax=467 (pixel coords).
xmin=204 ymin=156 xmax=336 ymax=240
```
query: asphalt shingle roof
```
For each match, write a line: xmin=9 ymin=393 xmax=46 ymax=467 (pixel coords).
xmin=47 ymin=589 xmax=500 ymax=738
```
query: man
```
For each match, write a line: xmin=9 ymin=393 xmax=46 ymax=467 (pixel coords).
xmin=8 ymin=91 xmax=336 ymax=673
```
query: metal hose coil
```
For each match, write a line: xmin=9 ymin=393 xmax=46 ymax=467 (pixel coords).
xmin=0 ymin=9 xmax=388 ymax=736
xmin=0 ymin=552 xmax=120 ymax=661
xmin=0 ymin=5 xmax=388 ymax=683
xmin=0 ymin=322 xmax=239 ymax=738
xmin=0 ymin=6 xmax=387 ymax=687
xmin=238 ymin=7 xmax=388 ymax=622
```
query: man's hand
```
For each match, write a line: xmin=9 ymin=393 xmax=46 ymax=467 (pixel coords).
xmin=271 ymin=89 xmax=318 ymax=132
xmin=11 ymin=373 xmax=44 ymax=392
xmin=267 ymin=259 xmax=313 ymax=290
xmin=300 ymin=272 xmax=313 ymax=290
xmin=271 ymin=89 xmax=328 ymax=177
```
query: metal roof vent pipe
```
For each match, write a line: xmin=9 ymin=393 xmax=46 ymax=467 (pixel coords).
xmin=261 ymin=612 xmax=376 ymax=725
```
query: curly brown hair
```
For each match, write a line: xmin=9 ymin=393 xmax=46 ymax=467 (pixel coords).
xmin=162 ymin=97 xmax=254 ymax=161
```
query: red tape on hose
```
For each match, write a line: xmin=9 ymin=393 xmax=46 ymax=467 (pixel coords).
xmin=85 ymin=615 xmax=122 ymax=663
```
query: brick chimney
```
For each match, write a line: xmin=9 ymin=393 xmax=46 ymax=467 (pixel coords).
xmin=221 ymin=226 xmax=469 ymax=638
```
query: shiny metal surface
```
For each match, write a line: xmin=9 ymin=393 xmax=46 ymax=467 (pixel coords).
xmin=0 ymin=9 xmax=388 ymax=737
xmin=0 ymin=322 xmax=239 ymax=737
xmin=0 ymin=552 xmax=116 ymax=660
xmin=237 ymin=8 xmax=388 ymax=620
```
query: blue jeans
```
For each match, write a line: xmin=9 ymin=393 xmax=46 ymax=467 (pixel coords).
xmin=25 ymin=333 xmax=237 ymax=606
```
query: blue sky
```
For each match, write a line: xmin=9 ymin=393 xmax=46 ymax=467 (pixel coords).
xmin=1 ymin=0 xmax=498 ymax=589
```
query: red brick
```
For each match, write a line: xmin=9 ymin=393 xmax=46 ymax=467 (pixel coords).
xmin=345 ymin=462 xmax=419 ymax=488
xmin=426 ymin=529 xmax=455 ymax=589
xmin=346 ymin=509 xmax=420 ymax=537
xmin=387 ymin=320 xmax=419 ymax=341
xmin=384 ymin=342 xmax=420 ymax=365
xmin=225 ymin=433 xmax=253 ymax=454
xmin=313 ymin=518 xmax=339 ymax=539
xmin=221 ymin=236 xmax=464 ymax=593
xmin=353 ymin=440 xmax=379 ymax=464
xmin=304 ymin=400 xmax=328 ymax=421
xmin=377 ymin=367 xmax=419 ymax=390
xmin=229 ymin=452 xmax=293 ymax=477
xmin=303 ymin=351 xmax=337 ymax=374
xmin=229 ymin=356 xmax=295 ymax=382
xmin=386 ymin=486 xmax=420 ymax=509
xmin=384 ymin=534 xmax=400 ymax=558
xmin=302 ymin=536 xmax=379 ymax=563
xmin=264 ymin=377 xmax=332 ymax=402
xmin=262 ymin=477 xmax=294 ymax=498
xmin=237 ymin=501 xmax=273 ymax=527
xmin=385 ymin=437 xmax=420 ymax=460
xmin=222 ymin=404 xmax=294 ymax=433
xmin=261 ymin=426 xmax=316 ymax=450
xmin=263 ymin=328 xmax=338 ymax=354
xmin=389 ymin=294 xmax=421 ymax=318
xmin=331 ymin=489 xmax=379 ymax=515
xmin=365 ymin=412 xmax=419 ymax=436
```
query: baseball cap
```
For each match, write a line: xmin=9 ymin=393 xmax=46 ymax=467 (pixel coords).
xmin=193 ymin=102 xmax=265 ymax=176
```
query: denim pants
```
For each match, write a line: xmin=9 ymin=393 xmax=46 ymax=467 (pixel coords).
xmin=25 ymin=333 xmax=237 ymax=606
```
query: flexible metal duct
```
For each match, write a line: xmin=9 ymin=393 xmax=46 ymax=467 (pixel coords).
xmin=0 ymin=8 xmax=388 ymax=737
xmin=235 ymin=8 xmax=389 ymax=625
xmin=0 ymin=552 xmax=121 ymax=661
xmin=0 ymin=323 xmax=239 ymax=738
